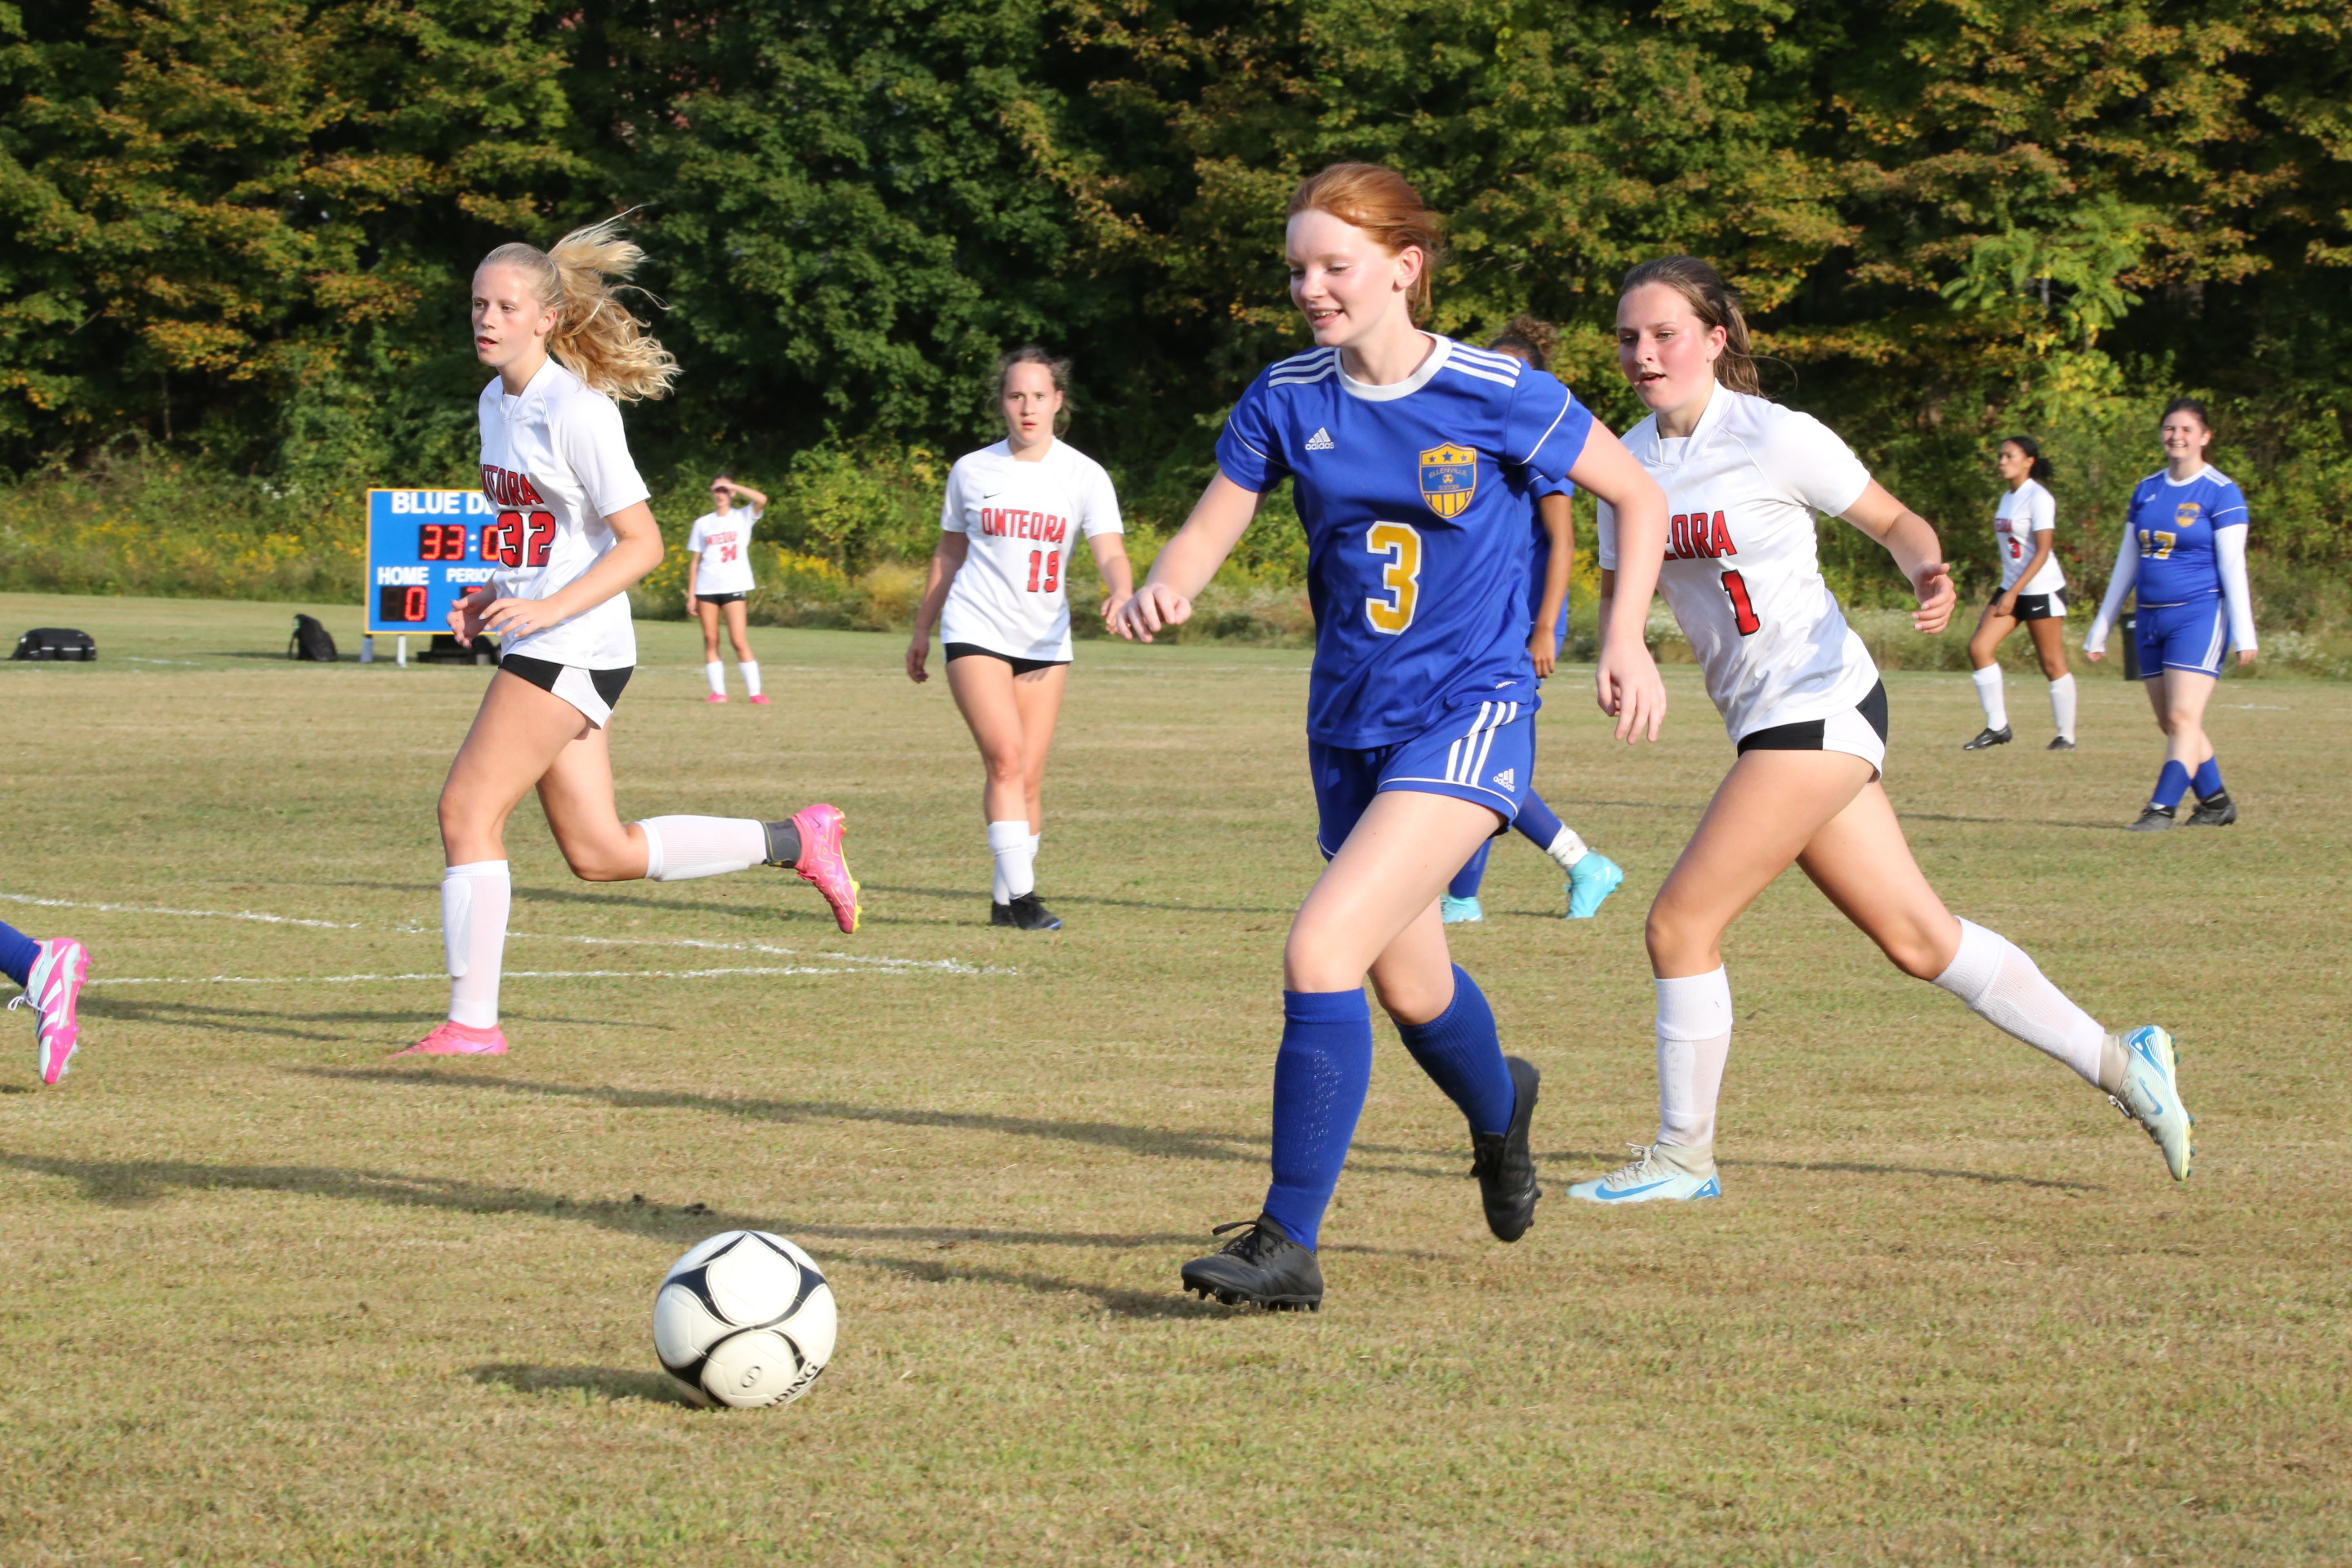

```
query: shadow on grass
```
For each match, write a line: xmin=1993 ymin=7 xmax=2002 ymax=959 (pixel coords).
xmin=1731 ymin=1156 xmax=2105 ymax=1192
xmin=470 ymin=1363 xmax=699 ymax=1406
xmin=862 ymin=884 xmax=1295 ymax=918
xmin=81 ymin=996 xmax=675 ymax=1040
xmin=860 ymin=1254 xmax=1232 ymax=1320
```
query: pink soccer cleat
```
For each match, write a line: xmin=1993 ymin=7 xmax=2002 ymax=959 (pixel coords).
xmin=15 ymin=937 xmax=88 ymax=1085
xmin=748 ymin=693 xmax=772 ymax=706
xmin=705 ymin=693 xmax=728 ymax=704
xmin=394 ymin=1020 xmax=509 ymax=1056
xmin=789 ymin=803 xmax=862 ymax=933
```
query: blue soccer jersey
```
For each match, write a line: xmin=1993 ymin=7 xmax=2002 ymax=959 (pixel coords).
xmin=1217 ymin=336 xmax=1595 ymax=746
xmin=1526 ymin=474 xmax=1573 ymax=651
xmin=2124 ymin=466 xmax=2247 ymax=606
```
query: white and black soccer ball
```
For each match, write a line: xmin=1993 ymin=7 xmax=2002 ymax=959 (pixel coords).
xmin=653 ymin=1231 xmax=837 ymax=1409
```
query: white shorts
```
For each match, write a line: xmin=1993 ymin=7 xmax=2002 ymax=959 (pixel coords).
xmin=1734 ymin=679 xmax=1889 ymax=777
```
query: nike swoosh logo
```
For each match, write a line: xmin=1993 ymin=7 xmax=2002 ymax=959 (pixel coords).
xmin=1595 ymin=1178 xmax=1673 ymax=1200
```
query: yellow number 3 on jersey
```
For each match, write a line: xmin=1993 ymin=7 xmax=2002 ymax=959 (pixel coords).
xmin=1365 ymin=521 xmax=1422 ymax=635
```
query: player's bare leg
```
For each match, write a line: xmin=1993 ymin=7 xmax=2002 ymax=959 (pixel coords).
xmin=950 ymin=656 xmax=1066 ymax=929
xmin=721 ymin=599 xmax=765 ymax=704
xmin=1963 ymin=602 xmax=2019 ymax=751
xmin=696 ymin=599 xmax=728 ymax=702
xmin=1187 ymin=791 xmax=1543 ymax=1310
xmin=2025 ymin=613 xmax=2076 ymax=748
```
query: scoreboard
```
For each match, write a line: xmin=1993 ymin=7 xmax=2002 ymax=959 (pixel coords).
xmin=364 ymin=488 xmax=500 ymax=635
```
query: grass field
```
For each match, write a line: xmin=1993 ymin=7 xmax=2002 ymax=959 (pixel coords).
xmin=1 ymin=591 xmax=2345 ymax=1566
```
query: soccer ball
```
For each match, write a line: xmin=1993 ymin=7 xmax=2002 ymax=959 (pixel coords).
xmin=652 ymin=1231 xmax=837 ymax=1409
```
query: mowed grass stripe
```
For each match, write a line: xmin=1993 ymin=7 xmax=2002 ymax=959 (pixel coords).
xmin=0 ymin=591 xmax=2345 ymax=1566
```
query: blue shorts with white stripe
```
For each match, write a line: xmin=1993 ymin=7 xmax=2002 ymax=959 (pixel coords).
xmin=2134 ymin=596 xmax=2229 ymax=678
xmin=1309 ymin=700 xmax=1536 ymax=858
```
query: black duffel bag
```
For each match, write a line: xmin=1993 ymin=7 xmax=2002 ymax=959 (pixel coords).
xmin=288 ymin=613 xmax=339 ymax=662
xmin=11 ymin=627 xmax=96 ymax=662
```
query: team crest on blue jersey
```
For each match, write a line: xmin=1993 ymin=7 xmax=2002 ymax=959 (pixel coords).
xmin=2176 ymin=501 xmax=2201 ymax=526
xmin=1419 ymin=443 xmax=1477 ymax=519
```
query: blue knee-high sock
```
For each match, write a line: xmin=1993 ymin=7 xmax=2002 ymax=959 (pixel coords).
xmin=1447 ymin=841 xmax=1491 ymax=902
xmin=1260 ymin=989 xmax=1374 ymax=1251
xmin=1395 ymin=965 xmax=1517 ymax=1137
xmin=0 ymin=920 xmax=36 ymax=988
xmin=1512 ymin=791 xmax=1564 ymax=851
xmin=2193 ymin=756 xmax=2225 ymax=800
xmin=2151 ymin=760 xmax=2193 ymax=811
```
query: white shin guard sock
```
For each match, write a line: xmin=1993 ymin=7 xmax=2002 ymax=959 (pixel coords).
xmin=738 ymin=660 xmax=762 ymax=697
xmin=442 ymin=861 xmax=510 ymax=1029
xmin=1971 ymin=665 xmax=2008 ymax=731
xmin=1547 ymin=826 xmax=1589 ymax=869
xmin=1655 ymin=968 xmax=1734 ymax=1158
xmin=635 ymin=817 xmax=768 ymax=881
xmin=987 ymin=821 xmax=1035 ymax=901
xmin=1931 ymin=919 xmax=2106 ymax=1087
xmin=703 ymin=661 xmax=725 ymax=696
xmin=2048 ymin=673 xmax=2077 ymax=742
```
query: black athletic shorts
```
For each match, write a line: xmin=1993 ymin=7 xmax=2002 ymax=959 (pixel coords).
xmin=1993 ymin=586 xmax=2068 ymax=621
xmin=695 ymin=590 xmax=747 ymax=606
xmin=1736 ymin=679 xmax=1889 ymax=755
xmin=944 ymin=642 xmax=1068 ymax=676
xmin=500 ymin=653 xmax=632 ymax=715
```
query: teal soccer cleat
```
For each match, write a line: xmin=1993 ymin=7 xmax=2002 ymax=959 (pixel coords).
xmin=2111 ymin=1026 xmax=2194 ymax=1181
xmin=1565 ymin=1145 xmax=1721 ymax=1204
xmin=1565 ymin=853 xmax=1624 ymax=920
xmin=1439 ymin=895 xmax=1483 ymax=924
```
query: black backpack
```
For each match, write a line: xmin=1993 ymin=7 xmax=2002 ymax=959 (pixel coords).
xmin=288 ymin=613 xmax=339 ymax=662
xmin=11 ymin=627 xmax=96 ymax=662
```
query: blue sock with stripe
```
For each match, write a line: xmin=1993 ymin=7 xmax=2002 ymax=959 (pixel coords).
xmin=1396 ymin=965 xmax=1516 ymax=1137
xmin=0 ymin=920 xmax=38 ymax=988
xmin=2151 ymin=760 xmax=2193 ymax=811
xmin=1260 ymin=988 xmax=1373 ymax=1252
xmin=1447 ymin=841 xmax=1490 ymax=901
xmin=1512 ymin=791 xmax=1564 ymax=850
xmin=2193 ymin=757 xmax=2225 ymax=800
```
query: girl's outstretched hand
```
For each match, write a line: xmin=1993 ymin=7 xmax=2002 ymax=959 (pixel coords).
xmin=1111 ymin=584 xmax=1192 ymax=644
xmin=1595 ymin=637 xmax=1667 ymax=744
xmin=448 ymin=586 xmax=492 ymax=645
xmin=1911 ymin=562 xmax=1957 ymax=635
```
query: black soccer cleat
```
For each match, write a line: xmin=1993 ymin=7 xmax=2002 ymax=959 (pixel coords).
xmin=2186 ymin=792 xmax=2238 ymax=826
xmin=989 ymin=900 xmax=1013 ymax=927
xmin=1001 ymin=891 xmax=1062 ymax=931
xmin=1469 ymin=1055 xmax=1542 ymax=1241
xmin=2047 ymin=736 xmax=2078 ymax=751
xmin=2127 ymin=804 xmax=2176 ymax=832
xmin=1962 ymin=725 xmax=2014 ymax=751
xmin=1180 ymin=1214 xmax=1323 ymax=1311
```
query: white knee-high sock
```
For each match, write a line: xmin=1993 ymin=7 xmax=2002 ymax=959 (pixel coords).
xmin=988 ymin=821 xmax=1035 ymax=901
xmin=738 ymin=661 xmax=762 ymax=697
xmin=2048 ymin=674 xmax=2077 ymax=742
xmin=1545 ymin=826 xmax=1588 ymax=869
xmin=1971 ymin=666 xmax=2008 ymax=730
xmin=636 ymin=817 xmax=768 ymax=881
xmin=1655 ymin=968 xmax=1733 ymax=1160
xmin=704 ymin=661 xmax=726 ymax=696
xmin=1931 ymin=919 xmax=2109 ymax=1088
xmin=443 ymin=861 xmax=510 ymax=1029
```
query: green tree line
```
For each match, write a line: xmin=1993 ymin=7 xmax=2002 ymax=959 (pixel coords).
xmin=2 ymin=0 xmax=2349 ymax=622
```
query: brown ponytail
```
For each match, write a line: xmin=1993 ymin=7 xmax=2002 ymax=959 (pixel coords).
xmin=1618 ymin=256 xmax=1760 ymax=395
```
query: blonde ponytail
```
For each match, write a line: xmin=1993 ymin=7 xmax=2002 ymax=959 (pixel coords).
xmin=479 ymin=216 xmax=679 ymax=402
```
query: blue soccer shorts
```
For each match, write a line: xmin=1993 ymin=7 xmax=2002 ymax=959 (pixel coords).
xmin=1309 ymin=699 xmax=1536 ymax=858
xmin=2135 ymin=597 xmax=2228 ymax=678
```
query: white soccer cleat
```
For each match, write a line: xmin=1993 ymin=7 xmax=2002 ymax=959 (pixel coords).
xmin=1565 ymin=1144 xmax=1721 ymax=1204
xmin=2110 ymin=1026 xmax=2194 ymax=1181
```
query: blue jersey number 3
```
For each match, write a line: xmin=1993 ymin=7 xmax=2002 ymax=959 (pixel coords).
xmin=1365 ymin=521 xmax=1422 ymax=635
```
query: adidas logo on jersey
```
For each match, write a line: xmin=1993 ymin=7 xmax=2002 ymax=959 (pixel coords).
xmin=1305 ymin=427 xmax=1335 ymax=452
xmin=1491 ymin=768 xmax=1516 ymax=791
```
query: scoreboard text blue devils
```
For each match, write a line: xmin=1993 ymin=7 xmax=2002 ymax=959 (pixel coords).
xmin=365 ymin=488 xmax=501 ymax=635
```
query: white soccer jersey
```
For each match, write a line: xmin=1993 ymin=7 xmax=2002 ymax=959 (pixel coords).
xmin=1993 ymin=479 xmax=2063 ymax=594
xmin=685 ymin=506 xmax=761 ymax=596
xmin=1597 ymin=386 xmax=1879 ymax=743
xmin=476 ymin=359 xmax=652 ymax=669
xmin=938 ymin=439 xmax=1123 ymax=661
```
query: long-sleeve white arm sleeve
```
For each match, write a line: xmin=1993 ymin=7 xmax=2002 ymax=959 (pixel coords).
xmin=2214 ymin=524 xmax=2256 ymax=653
xmin=2083 ymin=530 xmax=2138 ymax=653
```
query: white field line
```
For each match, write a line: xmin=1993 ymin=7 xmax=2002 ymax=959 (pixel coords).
xmin=85 ymin=965 xmax=902 ymax=988
xmin=2 ymin=891 xmax=1013 ymax=983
